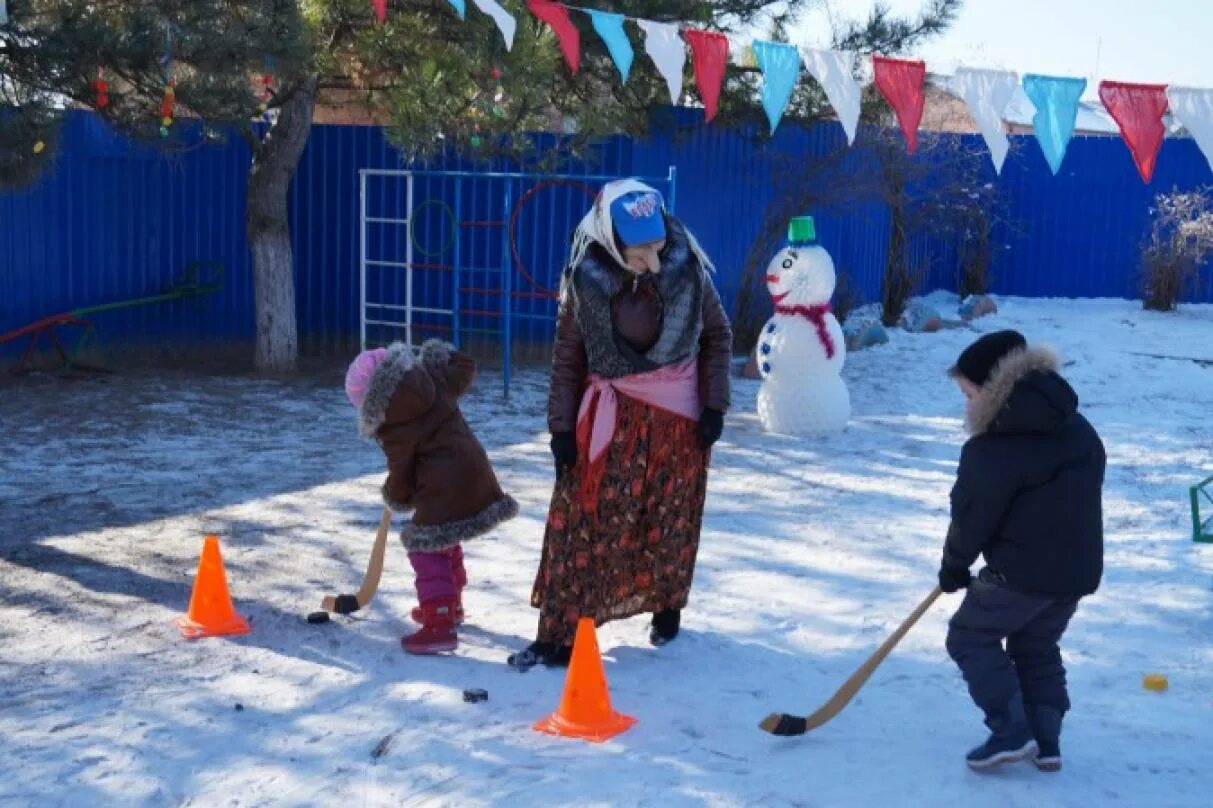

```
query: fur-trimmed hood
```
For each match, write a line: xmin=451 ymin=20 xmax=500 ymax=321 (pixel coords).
xmin=966 ymin=345 xmax=1077 ymax=436
xmin=358 ymin=340 xmax=455 ymax=437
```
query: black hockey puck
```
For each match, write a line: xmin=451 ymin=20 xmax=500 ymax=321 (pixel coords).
xmin=307 ymin=611 xmax=331 ymax=624
xmin=462 ymin=688 xmax=488 ymax=703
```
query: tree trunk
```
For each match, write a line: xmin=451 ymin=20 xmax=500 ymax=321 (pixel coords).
xmin=881 ymin=206 xmax=909 ymax=327
xmin=245 ymin=76 xmax=318 ymax=373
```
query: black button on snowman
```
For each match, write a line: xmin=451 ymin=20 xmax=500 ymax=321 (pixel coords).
xmin=756 ymin=216 xmax=851 ymax=434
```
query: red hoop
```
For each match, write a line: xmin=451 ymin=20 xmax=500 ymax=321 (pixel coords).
xmin=508 ymin=179 xmax=597 ymax=299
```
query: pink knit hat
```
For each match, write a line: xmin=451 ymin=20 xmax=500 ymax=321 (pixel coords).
xmin=344 ymin=347 xmax=388 ymax=409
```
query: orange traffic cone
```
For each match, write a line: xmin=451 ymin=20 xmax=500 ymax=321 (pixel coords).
xmin=534 ymin=617 xmax=637 ymax=742
xmin=176 ymin=535 xmax=251 ymax=639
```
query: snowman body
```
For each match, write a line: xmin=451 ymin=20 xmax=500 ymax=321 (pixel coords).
xmin=756 ymin=239 xmax=851 ymax=434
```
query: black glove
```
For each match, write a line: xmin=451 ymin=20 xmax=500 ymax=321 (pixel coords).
xmin=698 ymin=408 xmax=724 ymax=451
xmin=550 ymin=431 xmax=578 ymax=476
xmin=938 ymin=564 xmax=972 ymax=594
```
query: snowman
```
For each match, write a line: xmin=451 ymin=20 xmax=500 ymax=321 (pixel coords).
xmin=756 ymin=216 xmax=851 ymax=434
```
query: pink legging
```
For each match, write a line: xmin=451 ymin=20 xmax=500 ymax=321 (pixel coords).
xmin=407 ymin=545 xmax=466 ymax=603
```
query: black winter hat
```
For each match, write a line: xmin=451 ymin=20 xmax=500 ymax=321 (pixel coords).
xmin=950 ymin=330 xmax=1028 ymax=386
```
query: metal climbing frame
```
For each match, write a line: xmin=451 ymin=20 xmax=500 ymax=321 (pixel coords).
xmin=358 ymin=167 xmax=676 ymax=397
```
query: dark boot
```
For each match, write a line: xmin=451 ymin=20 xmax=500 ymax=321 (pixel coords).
xmin=507 ymin=640 xmax=572 ymax=670
xmin=1026 ymin=704 xmax=1064 ymax=772
xmin=650 ymin=609 xmax=681 ymax=646
xmin=966 ymin=692 xmax=1038 ymax=771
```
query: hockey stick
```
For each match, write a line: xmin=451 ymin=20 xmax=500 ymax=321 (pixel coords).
xmin=320 ymin=507 xmax=393 ymax=615
xmin=760 ymin=585 xmax=942 ymax=736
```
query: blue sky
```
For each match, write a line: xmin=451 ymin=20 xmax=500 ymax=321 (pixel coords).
xmin=789 ymin=0 xmax=1211 ymax=95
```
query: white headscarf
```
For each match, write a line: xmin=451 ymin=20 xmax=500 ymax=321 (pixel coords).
xmin=567 ymin=178 xmax=715 ymax=278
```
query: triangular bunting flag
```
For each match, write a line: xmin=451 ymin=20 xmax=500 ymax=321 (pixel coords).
xmin=873 ymin=56 xmax=926 ymax=153
xmin=471 ymin=0 xmax=516 ymax=51
xmin=752 ymin=40 xmax=800 ymax=134
xmin=638 ymin=20 xmax=684 ymax=104
xmin=528 ymin=0 xmax=580 ymax=74
xmin=1167 ymin=86 xmax=1213 ymax=172
xmin=684 ymin=29 xmax=729 ymax=123
xmin=447 ymin=0 xmax=466 ymax=19
xmin=370 ymin=0 xmax=386 ymax=24
xmin=1022 ymin=74 xmax=1086 ymax=174
xmin=802 ymin=48 xmax=861 ymax=145
xmin=588 ymin=10 xmax=633 ymax=83
xmin=954 ymin=67 xmax=1019 ymax=173
xmin=1100 ymin=80 xmax=1169 ymax=182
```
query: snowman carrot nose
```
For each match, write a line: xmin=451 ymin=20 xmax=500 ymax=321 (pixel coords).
xmin=765 ymin=275 xmax=781 ymax=284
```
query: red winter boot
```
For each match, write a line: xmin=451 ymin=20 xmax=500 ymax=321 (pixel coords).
xmin=402 ymin=598 xmax=459 ymax=655
xmin=411 ymin=601 xmax=464 ymax=625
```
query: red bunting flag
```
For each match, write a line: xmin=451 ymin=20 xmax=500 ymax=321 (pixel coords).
xmin=873 ymin=56 xmax=927 ymax=153
xmin=528 ymin=0 xmax=580 ymax=74
xmin=1099 ymin=81 xmax=1169 ymax=182
xmin=684 ymin=29 xmax=729 ymax=123
xmin=370 ymin=0 xmax=386 ymax=23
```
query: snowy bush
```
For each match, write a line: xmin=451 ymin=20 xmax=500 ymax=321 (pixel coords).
xmin=1141 ymin=187 xmax=1213 ymax=311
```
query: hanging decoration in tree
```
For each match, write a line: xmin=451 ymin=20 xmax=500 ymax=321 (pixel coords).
xmin=752 ymin=40 xmax=800 ymax=134
xmin=1099 ymin=80 xmax=1169 ymax=182
xmin=1167 ymin=86 xmax=1213 ymax=171
xmin=1022 ymin=74 xmax=1085 ymax=174
xmin=33 ymin=141 xmax=45 ymax=154
xmin=801 ymin=48 xmax=861 ymax=145
xmin=587 ymin=10 xmax=633 ymax=83
xmin=527 ymin=0 xmax=580 ymax=74
xmin=159 ymin=82 xmax=176 ymax=138
xmin=447 ymin=0 xmax=466 ymax=18
xmin=370 ymin=0 xmax=386 ymax=24
xmin=472 ymin=0 xmax=516 ymax=51
xmin=684 ymin=29 xmax=729 ymax=123
xmin=92 ymin=69 xmax=110 ymax=110
xmin=159 ymin=27 xmax=175 ymax=138
xmin=873 ymin=56 xmax=926 ymax=152
xmin=954 ymin=67 xmax=1018 ymax=173
xmin=257 ymin=59 xmax=275 ymax=124
xmin=638 ymin=20 xmax=684 ymax=104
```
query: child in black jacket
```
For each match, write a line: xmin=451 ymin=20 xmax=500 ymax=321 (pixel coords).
xmin=939 ymin=330 xmax=1105 ymax=772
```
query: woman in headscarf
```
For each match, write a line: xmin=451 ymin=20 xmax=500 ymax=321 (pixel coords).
xmin=508 ymin=179 xmax=732 ymax=668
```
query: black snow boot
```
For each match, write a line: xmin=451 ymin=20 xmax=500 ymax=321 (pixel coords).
xmin=966 ymin=692 xmax=1038 ymax=771
xmin=507 ymin=640 xmax=572 ymax=670
xmin=1026 ymin=704 xmax=1064 ymax=772
xmin=650 ymin=609 xmax=681 ymax=646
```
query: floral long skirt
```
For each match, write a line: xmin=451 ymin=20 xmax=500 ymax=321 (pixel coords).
xmin=530 ymin=393 xmax=709 ymax=647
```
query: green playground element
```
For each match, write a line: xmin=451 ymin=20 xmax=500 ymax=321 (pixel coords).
xmin=1192 ymin=476 xmax=1213 ymax=543
xmin=2 ymin=262 xmax=224 ymax=374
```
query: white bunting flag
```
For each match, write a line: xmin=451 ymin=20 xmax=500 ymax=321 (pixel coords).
xmin=801 ymin=48 xmax=861 ymax=145
xmin=471 ymin=0 xmax=516 ymax=51
xmin=638 ymin=20 xmax=685 ymax=105
xmin=1 ymin=1 xmax=8 ymax=25
xmin=1167 ymin=86 xmax=1213 ymax=172
xmin=954 ymin=67 xmax=1019 ymax=173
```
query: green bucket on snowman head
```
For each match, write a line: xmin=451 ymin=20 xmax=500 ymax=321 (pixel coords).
xmin=788 ymin=216 xmax=817 ymax=247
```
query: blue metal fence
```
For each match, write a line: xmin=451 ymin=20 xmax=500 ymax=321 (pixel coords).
xmin=3 ymin=110 xmax=1211 ymax=360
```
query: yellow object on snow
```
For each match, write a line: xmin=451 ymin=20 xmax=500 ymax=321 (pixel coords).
xmin=1142 ymin=673 xmax=1169 ymax=692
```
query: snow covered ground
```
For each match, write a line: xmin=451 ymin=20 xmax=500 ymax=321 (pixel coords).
xmin=1 ymin=295 xmax=1211 ymax=807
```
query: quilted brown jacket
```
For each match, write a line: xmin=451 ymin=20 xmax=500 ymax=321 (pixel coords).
xmin=548 ymin=220 xmax=733 ymax=433
xmin=359 ymin=341 xmax=517 ymax=552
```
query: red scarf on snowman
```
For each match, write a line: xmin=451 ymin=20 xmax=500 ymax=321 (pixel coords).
xmin=774 ymin=302 xmax=837 ymax=360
